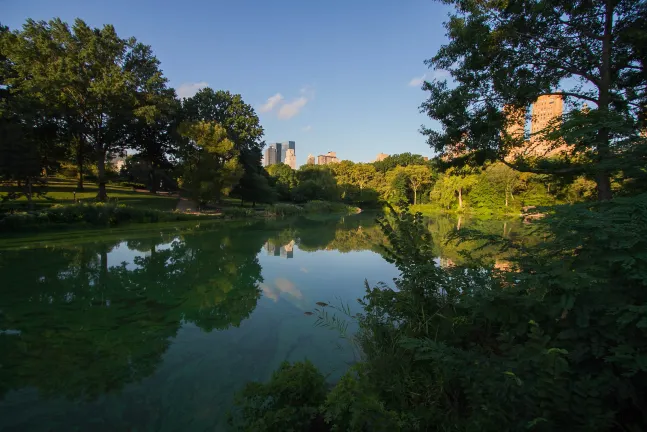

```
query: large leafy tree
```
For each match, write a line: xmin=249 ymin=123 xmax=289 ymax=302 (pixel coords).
xmin=0 ymin=25 xmax=61 ymax=207
xmin=179 ymin=120 xmax=244 ymax=205
xmin=403 ymin=164 xmax=434 ymax=205
xmin=3 ymin=18 xmax=170 ymax=200
xmin=421 ymin=0 xmax=647 ymax=200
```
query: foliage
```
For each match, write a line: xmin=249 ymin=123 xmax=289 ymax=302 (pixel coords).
xmin=0 ymin=202 xmax=197 ymax=232
xmin=3 ymin=18 xmax=171 ymax=200
xmin=221 ymin=207 xmax=257 ymax=219
xmin=267 ymin=163 xmax=298 ymax=200
xmin=373 ymin=153 xmax=428 ymax=174
xmin=179 ymin=120 xmax=243 ymax=205
xmin=234 ymin=193 xmax=647 ymax=431
xmin=303 ymin=200 xmax=358 ymax=214
xmin=421 ymin=0 xmax=647 ymax=200
xmin=229 ymin=361 xmax=328 ymax=432
xmin=265 ymin=203 xmax=304 ymax=217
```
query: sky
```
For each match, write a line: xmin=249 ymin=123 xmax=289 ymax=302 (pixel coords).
xmin=3 ymin=0 xmax=454 ymax=165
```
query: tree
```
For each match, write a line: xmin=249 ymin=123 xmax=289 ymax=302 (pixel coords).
xmin=182 ymin=88 xmax=265 ymax=198
xmin=421 ymin=0 xmax=647 ymax=200
xmin=373 ymin=153 xmax=427 ymax=173
xmin=431 ymin=168 xmax=478 ymax=209
xmin=403 ymin=165 xmax=434 ymax=205
xmin=267 ymin=163 xmax=298 ymax=200
xmin=0 ymin=26 xmax=60 ymax=207
xmin=485 ymin=163 xmax=520 ymax=207
xmin=3 ymin=18 xmax=171 ymax=200
xmin=179 ymin=121 xmax=243 ymax=206
xmin=350 ymin=163 xmax=378 ymax=199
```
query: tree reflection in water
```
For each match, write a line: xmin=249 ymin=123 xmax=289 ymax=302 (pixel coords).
xmin=0 ymin=213 xmax=531 ymax=429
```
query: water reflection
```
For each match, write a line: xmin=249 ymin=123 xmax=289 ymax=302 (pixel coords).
xmin=0 ymin=213 xmax=529 ymax=430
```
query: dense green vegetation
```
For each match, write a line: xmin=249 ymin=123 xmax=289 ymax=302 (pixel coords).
xmin=0 ymin=19 xmax=269 ymax=213
xmin=231 ymin=0 xmax=647 ymax=430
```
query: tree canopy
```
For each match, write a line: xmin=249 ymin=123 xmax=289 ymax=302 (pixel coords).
xmin=421 ymin=0 xmax=647 ymax=200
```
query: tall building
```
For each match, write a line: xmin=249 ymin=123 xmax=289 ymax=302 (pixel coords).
xmin=317 ymin=151 xmax=339 ymax=165
xmin=374 ymin=153 xmax=389 ymax=162
xmin=284 ymin=149 xmax=296 ymax=169
xmin=264 ymin=143 xmax=280 ymax=167
xmin=530 ymin=94 xmax=564 ymax=155
xmin=306 ymin=154 xmax=315 ymax=165
xmin=280 ymin=141 xmax=295 ymax=162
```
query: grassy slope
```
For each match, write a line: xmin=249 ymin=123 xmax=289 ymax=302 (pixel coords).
xmin=0 ymin=177 xmax=179 ymax=211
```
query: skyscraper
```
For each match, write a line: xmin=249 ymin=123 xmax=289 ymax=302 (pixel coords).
xmin=284 ymin=149 xmax=296 ymax=169
xmin=264 ymin=141 xmax=296 ymax=167
xmin=264 ymin=143 xmax=280 ymax=167
xmin=530 ymin=94 xmax=565 ymax=155
xmin=317 ymin=151 xmax=339 ymax=165
xmin=280 ymin=141 xmax=295 ymax=162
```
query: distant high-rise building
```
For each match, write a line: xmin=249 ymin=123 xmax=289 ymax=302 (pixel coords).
xmin=280 ymin=141 xmax=295 ymax=162
xmin=284 ymin=149 xmax=296 ymax=169
xmin=264 ymin=143 xmax=280 ymax=167
xmin=530 ymin=94 xmax=565 ymax=156
xmin=317 ymin=151 xmax=339 ymax=165
xmin=374 ymin=153 xmax=389 ymax=162
xmin=306 ymin=154 xmax=315 ymax=165
xmin=264 ymin=141 xmax=296 ymax=167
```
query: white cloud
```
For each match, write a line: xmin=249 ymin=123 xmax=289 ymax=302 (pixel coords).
xmin=432 ymin=69 xmax=451 ymax=80
xmin=278 ymin=96 xmax=308 ymax=120
xmin=259 ymin=93 xmax=284 ymax=113
xmin=177 ymin=81 xmax=208 ymax=99
xmin=408 ymin=74 xmax=426 ymax=87
xmin=302 ymin=125 xmax=312 ymax=132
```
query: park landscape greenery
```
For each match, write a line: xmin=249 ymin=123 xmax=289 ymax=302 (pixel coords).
xmin=2 ymin=0 xmax=647 ymax=430
xmin=228 ymin=0 xmax=647 ymax=431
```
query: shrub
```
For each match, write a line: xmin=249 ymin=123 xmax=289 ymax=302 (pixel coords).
xmin=303 ymin=200 xmax=358 ymax=214
xmin=0 ymin=203 xmax=197 ymax=232
xmin=265 ymin=203 xmax=304 ymax=217
xmin=221 ymin=207 xmax=256 ymax=219
xmin=229 ymin=361 xmax=328 ymax=432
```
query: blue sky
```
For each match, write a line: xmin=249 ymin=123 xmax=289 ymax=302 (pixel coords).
xmin=4 ymin=0 xmax=453 ymax=165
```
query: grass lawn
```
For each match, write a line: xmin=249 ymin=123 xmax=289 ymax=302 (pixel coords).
xmin=0 ymin=177 xmax=179 ymax=211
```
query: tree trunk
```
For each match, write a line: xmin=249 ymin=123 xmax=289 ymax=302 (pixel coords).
xmin=96 ymin=148 xmax=108 ymax=202
xmin=596 ymin=0 xmax=614 ymax=201
xmin=596 ymin=172 xmax=612 ymax=200
xmin=458 ymin=187 xmax=463 ymax=208
xmin=457 ymin=215 xmax=462 ymax=230
xmin=149 ymin=165 xmax=157 ymax=193
xmin=505 ymin=192 xmax=508 ymax=207
xmin=413 ymin=187 xmax=417 ymax=205
xmin=76 ymin=138 xmax=84 ymax=191
xmin=26 ymin=177 xmax=33 ymax=210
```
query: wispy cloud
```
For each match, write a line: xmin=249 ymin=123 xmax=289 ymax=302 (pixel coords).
xmin=432 ymin=69 xmax=451 ymax=80
xmin=408 ymin=74 xmax=426 ymax=87
xmin=259 ymin=87 xmax=314 ymax=120
xmin=259 ymin=93 xmax=284 ymax=113
xmin=177 ymin=81 xmax=208 ymax=99
xmin=278 ymin=96 xmax=308 ymax=120
xmin=302 ymin=125 xmax=312 ymax=132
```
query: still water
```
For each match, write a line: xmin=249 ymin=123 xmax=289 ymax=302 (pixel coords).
xmin=0 ymin=214 xmax=401 ymax=431
xmin=0 ymin=213 xmax=523 ymax=431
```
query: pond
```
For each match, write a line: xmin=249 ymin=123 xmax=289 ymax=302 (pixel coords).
xmin=0 ymin=213 xmax=524 ymax=431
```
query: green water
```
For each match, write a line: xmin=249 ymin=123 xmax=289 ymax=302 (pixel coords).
xmin=0 ymin=213 xmax=524 ymax=431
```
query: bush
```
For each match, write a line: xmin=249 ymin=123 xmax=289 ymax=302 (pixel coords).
xmin=221 ymin=207 xmax=257 ymax=219
xmin=233 ymin=194 xmax=647 ymax=431
xmin=0 ymin=203 xmax=197 ymax=232
xmin=303 ymin=200 xmax=358 ymax=214
xmin=229 ymin=361 xmax=328 ymax=432
xmin=265 ymin=203 xmax=304 ymax=217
